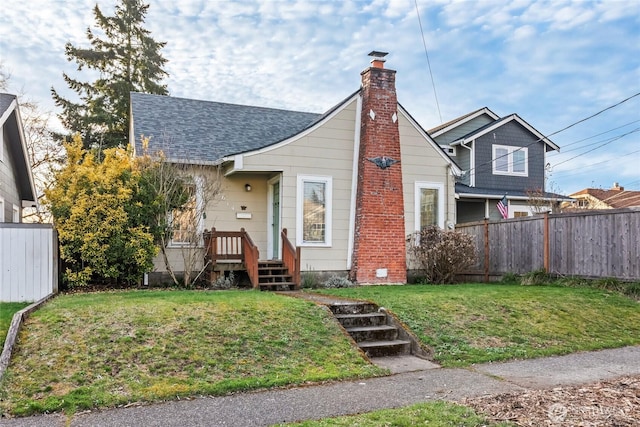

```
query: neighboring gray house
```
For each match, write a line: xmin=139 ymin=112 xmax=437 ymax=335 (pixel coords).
xmin=0 ymin=93 xmax=37 ymax=222
xmin=429 ymin=107 xmax=571 ymax=223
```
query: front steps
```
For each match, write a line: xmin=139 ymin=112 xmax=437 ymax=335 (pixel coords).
xmin=258 ymin=261 xmax=297 ymax=291
xmin=330 ymin=302 xmax=416 ymax=358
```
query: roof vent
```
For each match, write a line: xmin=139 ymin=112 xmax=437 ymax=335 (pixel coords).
xmin=368 ymin=51 xmax=388 ymax=69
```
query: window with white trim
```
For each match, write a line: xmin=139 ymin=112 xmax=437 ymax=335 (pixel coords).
xmin=12 ymin=204 xmax=20 ymax=223
xmin=492 ymin=144 xmax=528 ymax=176
xmin=169 ymin=177 xmax=204 ymax=246
xmin=297 ymin=175 xmax=332 ymax=246
xmin=415 ymin=182 xmax=445 ymax=230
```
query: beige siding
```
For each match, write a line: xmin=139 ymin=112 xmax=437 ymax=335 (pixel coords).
xmin=238 ymin=99 xmax=359 ymax=271
xmin=399 ymin=112 xmax=456 ymax=237
xmin=151 ymin=98 xmax=457 ymax=276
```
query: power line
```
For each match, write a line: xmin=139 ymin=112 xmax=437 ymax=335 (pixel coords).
xmin=548 ymin=119 xmax=640 ymax=152
xmin=552 ymin=128 xmax=640 ymax=168
xmin=551 ymin=148 xmax=640 ymax=178
xmin=414 ymin=0 xmax=442 ymax=123
xmin=548 ymin=126 xmax=640 ymax=155
xmin=543 ymin=92 xmax=640 ymax=139
xmin=464 ymin=92 xmax=640 ymax=176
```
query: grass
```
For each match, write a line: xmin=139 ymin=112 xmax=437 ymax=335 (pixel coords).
xmin=0 ymin=302 xmax=30 ymax=347
xmin=0 ymin=290 xmax=384 ymax=417
xmin=278 ymin=401 xmax=514 ymax=426
xmin=313 ymin=283 xmax=640 ymax=367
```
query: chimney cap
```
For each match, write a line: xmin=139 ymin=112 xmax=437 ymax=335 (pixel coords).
xmin=368 ymin=51 xmax=389 ymax=58
xmin=368 ymin=51 xmax=389 ymax=68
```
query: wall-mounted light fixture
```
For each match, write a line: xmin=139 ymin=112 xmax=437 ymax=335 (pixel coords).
xmin=245 ymin=183 xmax=252 ymax=192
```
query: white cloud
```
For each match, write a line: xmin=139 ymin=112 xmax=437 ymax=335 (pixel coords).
xmin=1 ymin=0 xmax=638 ymax=192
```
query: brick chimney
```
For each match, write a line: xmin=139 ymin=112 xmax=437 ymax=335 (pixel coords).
xmin=350 ymin=51 xmax=407 ymax=284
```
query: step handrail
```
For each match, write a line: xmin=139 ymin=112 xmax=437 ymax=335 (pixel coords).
xmin=281 ymin=228 xmax=301 ymax=289
xmin=204 ymin=228 xmax=260 ymax=287
xmin=242 ymin=228 xmax=260 ymax=288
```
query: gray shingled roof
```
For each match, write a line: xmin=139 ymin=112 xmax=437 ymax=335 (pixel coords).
xmin=0 ymin=93 xmax=17 ymax=117
xmin=130 ymin=92 xmax=323 ymax=164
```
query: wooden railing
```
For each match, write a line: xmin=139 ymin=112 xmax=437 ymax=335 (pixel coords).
xmin=203 ymin=228 xmax=260 ymax=288
xmin=204 ymin=228 xmax=300 ymax=289
xmin=281 ymin=228 xmax=301 ymax=288
xmin=242 ymin=231 xmax=260 ymax=288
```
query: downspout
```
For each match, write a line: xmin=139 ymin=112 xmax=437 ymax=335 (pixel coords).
xmin=459 ymin=138 xmax=473 ymax=187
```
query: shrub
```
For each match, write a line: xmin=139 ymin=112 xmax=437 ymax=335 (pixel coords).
xmin=323 ymin=275 xmax=354 ymax=288
xmin=520 ymin=269 xmax=555 ymax=286
xmin=407 ymin=226 xmax=476 ymax=284
xmin=301 ymin=270 xmax=319 ymax=289
xmin=213 ymin=271 xmax=236 ymax=289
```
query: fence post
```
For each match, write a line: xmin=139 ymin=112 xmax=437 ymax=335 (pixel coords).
xmin=484 ymin=218 xmax=489 ymax=282
xmin=543 ymin=212 xmax=549 ymax=273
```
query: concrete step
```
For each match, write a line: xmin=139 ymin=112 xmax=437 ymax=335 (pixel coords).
xmin=358 ymin=339 xmax=412 ymax=358
xmin=335 ymin=312 xmax=387 ymax=328
xmin=346 ymin=325 xmax=398 ymax=342
xmin=329 ymin=302 xmax=379 ymax=315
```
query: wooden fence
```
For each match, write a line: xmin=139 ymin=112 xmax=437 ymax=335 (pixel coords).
xmin=456 ymin=209 xmax=640 ymax=281
xmin=0 ymin=223 xmax=58 ymax=302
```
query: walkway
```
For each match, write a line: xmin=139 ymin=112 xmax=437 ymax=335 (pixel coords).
xmin=2 ymin=346 xmax=638 ymax=427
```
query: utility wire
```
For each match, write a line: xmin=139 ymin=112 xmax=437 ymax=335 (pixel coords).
xmin=552 ymin=148 xmax=640 ymax=179
xmin=552 ymin=128 xmax=640 ymax=167
xmin=414 ymin=0 xmax=442 ymax=123
xmin=464 ymin=92 xmax=640 ymax=175
xmin=548 ymin=119 xmax=640 ymax=151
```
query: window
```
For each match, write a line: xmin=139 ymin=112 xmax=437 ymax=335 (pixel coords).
xmin=440 ymin=145 xmax=456 ymax=156
xmin=297 ymin=175 xmax=332 ymax=246
xmin=492 ymin=145 xmax=528 ymax=176
xmin=170 ymin=180 xmax=203 ymax=246
xmin=12 ymin=204 xmax=19 ymax=223
xmin=415 ymin=182 xmax=445 ymax=230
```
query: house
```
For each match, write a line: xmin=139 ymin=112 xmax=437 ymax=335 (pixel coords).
xmin=429 ymin=107 xmax=572 ymax=223
xmin=0 ymin=93 xmax=37 ymax=222
xmin=130 ymin=52 xmax=461 ymax=286
xmin=567 ymin=183 xmax=640 ymax=210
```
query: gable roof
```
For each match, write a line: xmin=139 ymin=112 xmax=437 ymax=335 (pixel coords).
xmin=130 ymin=92 xmax=322 ymax=165
xmin=428 ymin=107 xmax=499 ymax=137
xmin=0 ymin=93 xmax=37 ymax=205
xmin=450 ymin=113 xmax=560 ymax=152
xmin=570 ymin=188 xmax=640 ymax=209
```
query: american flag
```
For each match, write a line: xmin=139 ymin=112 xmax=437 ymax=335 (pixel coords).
xmin=497 ymin=195 xmax=508 ymax=219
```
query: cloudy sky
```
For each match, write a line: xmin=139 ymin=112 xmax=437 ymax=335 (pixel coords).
xmin=1 ymin=0 xmax=638 ymax=195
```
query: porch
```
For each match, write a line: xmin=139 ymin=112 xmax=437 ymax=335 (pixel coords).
xmin=203 ymin=227 xmax=301 ymax=291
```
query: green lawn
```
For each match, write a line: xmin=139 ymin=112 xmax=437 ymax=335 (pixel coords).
xmin=0 ymin=302 xmax=30 ymax=347
xmin=313 ymin=284 xmax=640 ymax=367
xmin=1 ymin=284 xmax=638 ymax=418
xmin=0 ymin=290 xmax=383 ymax=417
xmin=279 ymin=401 xmax=514 ymax=427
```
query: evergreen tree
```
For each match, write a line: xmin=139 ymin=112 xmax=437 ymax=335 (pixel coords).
xmin=51 ymin=0 xmax=168 ymax=149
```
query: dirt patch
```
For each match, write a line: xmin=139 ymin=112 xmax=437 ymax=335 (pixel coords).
xmin=463 ymin=376 xmax=639 ymax=426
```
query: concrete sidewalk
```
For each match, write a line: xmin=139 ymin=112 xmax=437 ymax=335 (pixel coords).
xmin=1 ymin=346 xmax=638 ymax=427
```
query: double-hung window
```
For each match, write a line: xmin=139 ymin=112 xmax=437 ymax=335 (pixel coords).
xmin=297 ymin=175 xmax=332 ymax=246
xmin=415 ymin=182 xmax=445 ymax=230
xmin=492 ymin=145 xmax=528 ymax=176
